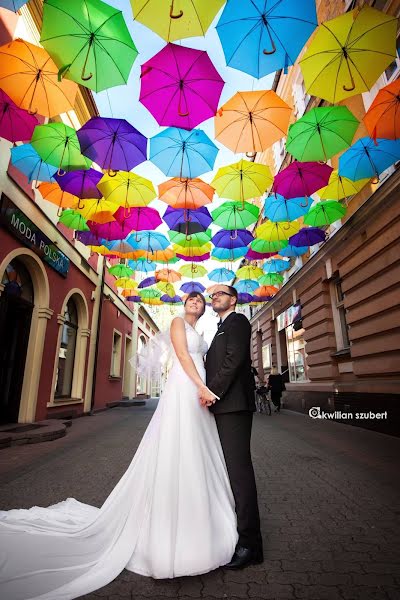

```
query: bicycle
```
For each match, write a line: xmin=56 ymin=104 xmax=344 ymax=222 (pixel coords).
xmin=255 ymin=384 xmax=272 ymax=416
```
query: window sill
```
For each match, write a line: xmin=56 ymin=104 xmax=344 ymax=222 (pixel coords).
xmin=331 ymin=348 xmax=351 ymax=358
xmin=109 ymin=375 xmax=122 ymax=381
xmin=47 ymin=398 xmax=83 ymax=407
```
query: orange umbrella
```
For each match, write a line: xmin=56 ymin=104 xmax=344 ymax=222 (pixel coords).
xmin=146 ymin=248 xmax=177 ymax=263
xmin=38 ymin=182 xmax=77 ymax=213
xmin=0 ymin=39 xmax=77 ymax=117
xmin=155 ymin=268 xmax=182 ymax=283
xmin=215 ymin=90 xmax=292 ymax=154
xmin=363 ymin=79 xmax=400 ymax=142
xmin=158 ymin=177 xmax=214 ymax=210
xmin=254 ymin=285 xmax=279 ymax=297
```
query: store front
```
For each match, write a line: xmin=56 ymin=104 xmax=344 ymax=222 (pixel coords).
xmin=277 ymin=303 xmax=308 ymax=383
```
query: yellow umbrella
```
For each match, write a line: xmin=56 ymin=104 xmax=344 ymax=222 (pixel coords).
xmin=299 ymin=6 xmax=398 ymax=104
xmin=172 ymin=243 xmax=211 ymax=256
xmin=97 ymin=172 xmax=156 ymax=209
xmin=72 ymin=198 xmax=119 ymax=221
xmin=114 ymin=278 xmax=138 ymax=289
xmin=236 ymin=265 xmax=263 ymax=280
xmin=156 ymin=282 xmax=176 ymax=296
xmin=212 ymin=159 xmax=273 ymax=208
xmin=316 ymin=170 xmax=370 ymax=200
xmin=256 ymin=221 xmax=299 ymax=242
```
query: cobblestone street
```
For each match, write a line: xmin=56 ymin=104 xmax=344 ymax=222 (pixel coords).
xmin=1 ymin=402 xmax=399 ymax=600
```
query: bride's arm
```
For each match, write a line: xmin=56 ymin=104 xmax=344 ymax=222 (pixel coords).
xmin=170 ymin=317 xmax=209 ymax=394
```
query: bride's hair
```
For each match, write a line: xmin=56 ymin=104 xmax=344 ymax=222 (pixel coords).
xmin=184 ymin=291 xmax=206 ymax=317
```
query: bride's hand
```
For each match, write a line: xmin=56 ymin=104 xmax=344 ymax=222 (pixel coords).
xmin=198 ymin=384 xmax=216 ymax=406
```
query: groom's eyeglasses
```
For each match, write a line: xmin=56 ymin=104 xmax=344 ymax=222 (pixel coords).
xmin=209 ymin=291 xmax=234 ymax=299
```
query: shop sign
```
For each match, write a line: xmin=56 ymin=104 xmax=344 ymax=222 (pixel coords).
xmin=277 ymin=302 xmax=302 ymax=331
xmin=0 ymin=195 xmax=69 ymax=277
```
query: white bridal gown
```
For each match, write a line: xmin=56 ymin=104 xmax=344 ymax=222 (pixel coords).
xmin=0 ymin=320 xmax=238 ymax=600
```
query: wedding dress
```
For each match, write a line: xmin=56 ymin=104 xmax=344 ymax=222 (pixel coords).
xmin=0 ymin=319 xmax=238 ymax=600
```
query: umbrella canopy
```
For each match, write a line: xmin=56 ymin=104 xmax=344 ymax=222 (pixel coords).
xmin=155 ymin=269 xmax=182 ymax=283
xmin=304 ymin=201 xmax=346 ymax=227
xmin=251 ymin=238 xmax=288 ymax=254
xmin=112 ymin=206 xmax=162 ymax=232
xmin=168 ymin=229 xmax=211 ymax=248
xmin=299 ymin=6 xmax=398 ymax=104
xmin=139 ymin=288 xmax=162 ymax=299
xmin=212 ymin=159 xmax=273 ymax=207
xmin=0 ymin=1 xmax=28 ymax=10
xmin=31 ymin=123 xmax=91 ymax=174
xmin=163 ymin=206 xmax=212 ymax=230
xmin=158 ymin=177 xmax=214 ymax=211
xmin=215 ymin=90 xmax=291 ymax=154
xmin=259 ymin=273 xmax=284 ymax=286
xmin=237 ymin=293 xmax=254 ymax=305
xmin=160 ymin=294 xmax=183 ymax=304
xmin=254 ymin=285 xmax=279 ymax=297
xmin=128 ymin=231 xmax=170 ymax=254
xmin=263 ymin=258 xmax=290 ymax=273
xmin=338 ymin=138 xmax=400 ymax=182
xmin=54 ymin=168 xmax=102 ymax=204
xmin=37 ymin=182 xmax=77 ymax=211
xmin=208 ymin=267 xmax=235 ymax=283
xmin=316 ymin=170 xmax=370 ymax=200
xmin=273 ymin=161 xmax=333 ymax=199
xmin=0 ymin=39 xmax=77 ymax=117
xmin=236 ymin=265 xmax=264 ymax=280
xmin=73 ymin=198 xmax=119 ymax=222
xmin=180 ymin=281 xmax=205 ymax=294
xmin=87 ymin=219 xmax=133 ymax=241
xmin=77 ymin=118 xmax=147 ymax=175
xmin=76 ymin=232 xmax=105 ymax=247
xmin=211 ymin=200 xmax=259 ymax=230
xmin=125 ymin=295 xmax=142 ymax=303
xmin=211 ymin=247 xmax=248 ymax=262
xmin=59 ymin=209 xmax=89 ymax=231
xmin=10 ymin=143 xmax=56 ymax=184
xmin=138 ymin=276 xmax=158 ymax=289
xmin=0 ymin=89 xmax=38 ymax=143
xmin=216 ymin=0 xmax=317 ymax=78
xmin=150 ymin=127 xmax=218 ymax=178
xmin=40 ymin=0 xmax=138 ymax=92
xmin=179 ymin=264 xmax=207 ymax=278
xmin=140 ymin=43 xmax=224 ymax=130
xmin=131 ymin=0 xmax=224 ymax=42
xmin=256 ymin=221 xmax=300 ymax=242
xmin=212 ymin=229 xmax=253 ymax=249
xmin=146 ymin=248 xmax=178 ymax=263
xmin=176 ymin=252 xmax=210 ymax=263
xmin=235 ymin=279 xmax=260 ymax=294
xmin=128 ymin=259 xmax=156 ymax=273
xmin=286 ymin=106 xmax=359 ymax=162
xmin=279 ymin=244 xmax=308 ymax=258
xmin=114 ymin=278 xmax=138 ymax=290
xmin=97 ymin=172 xmax=155 ymax=210
xmin=363 ymin=80 xmax=400 ymax=142
xmin=245 ymin=248 xmax=275 ymax=261
xmin=264 ymin=194 xmax=311 ymax=222
xmin=108 ymin=264 xmax=134 ymax=278
xmin=289 ymin=227 xmax=326 ymax=247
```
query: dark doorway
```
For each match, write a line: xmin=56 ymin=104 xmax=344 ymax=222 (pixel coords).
xmin=0 ymin=259 xmax=34 ymax=424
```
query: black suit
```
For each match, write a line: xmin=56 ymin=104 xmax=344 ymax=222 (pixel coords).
xmin=205 ymin=312 xmax=262 ymax=551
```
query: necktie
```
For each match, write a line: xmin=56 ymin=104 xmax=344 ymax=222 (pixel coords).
xmin=217 ymin=319 xmax=222 ymax=329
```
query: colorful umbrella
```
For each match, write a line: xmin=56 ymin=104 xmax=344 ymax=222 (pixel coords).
xmin=158 ymin=177 xmax=214 ymax=211
xmin=54 ymin=168 xmax=102 ymax=207
xmin=208 ymin=267 xmax=235 ymax=283
xmin=211 ymin=200 xmax=259 ymax=230
xmin=258 ymin=273 xmax=284 ymax=286
xmin=216 ymin=0 xmax=317 ymax=78
xmin=40 ymin=0 xmax=138 ymax=92
xmin=131 ymin=0 xmax=224 ymax=42
xmin=304 ymin=201 xmax=346 ymax=227
xmin=0 ymin=1 xmax=28 ymax=10
xmin=0 ymin=39 xmax=77 ymax=117
xmin=289 ymin=227 xmax=326 ymax=247
xmin=108 ymin=264 xmax=134 ymax=278
xmin=286 ymin=106 xmax=359 ymax=162
xmin=73 ymin=198 xmax=119 ymax=222
xmin=125 ymin=295 xmax=142 ymax=303
xmin=180 ymin=281 xmax=205 ymax=294
xmin=138 ymin=276 xmax=158 ymax=289
xmin=338 ymin=138 xmax=400 ymax=182
xmin=273 ymin=161 xmax=333 ymax=199
xmin=211 ymin=247 xmax=248 ymax=262
xmin=0 ymin=89 xmax=38 ymax=143
xmin=264 ymin=194 xmax=311 ymax=222
xmin=237 ymin=293 xmax=254 ymax=305
xmin=263 ymin=258 xmax=290 ymax=273
xmin=251 ymin=238 xmax=288 ymax=254
xmin=59 ymin=209 xmax=89 ymax=231
xmin=279 ymin=244 xmax=308 ymax=258
xmin=299 ymin=6 xmax=398 ymax=104
xmin=212 ymin=229 xmax=253 ymax=248
xmin=212 ymin=160 xmax=273 ymax=207
xmin=139 ymin=288 xmax=162 ymax=299
xmin=77 ymin=118 xmax=147 ymax=175
xmin=128 ymin=259 xmax=156 ymax=273
xmin=316 ymin=170 xmax=370 ymax=201
xmin=114 ymin=278 xmax=138 ymax=290
xmin=254 ymin=285 xmax=279 ymax=297
xmin=215 ymin=90 xmax=291 ymax=154
xmin=112 ymin=206 xmax=162 ymax=233
xmin=87 ymin=220 xmax=133 ymax=241
xmin=235 ymin=279 xmax=259 ymax=294
xmin=140 ymin=43 xmax=224 ymax=130
xmin=163 ymin=206 xmax=212 ymax=230
xmin=168 ymin=229 xmax=211 ymax=248
xmin=146 ymin=248 xmax=178 ymax=263
xmin=245 ymin=248 xmax=275 ymax=261
xmin=75 ymin=230 xmax=105 ymax=246
xmin=236 ymin=265 xmax=264 ymax=280
xmin=10 ymin=143 xmax=56 ymax=184
xmin=150 ymin=127 xmax=218 ymax=178
xmin=363 ymin=80 xmax=400 ymax=142
xmin=31 ymin=123 xmax=91 ymax=175
xmin=176 ymin=252 xmax=210 ymax=263
xmin=155 ymin=269 xmax=182 ymax=283
xmin=128 ymin=231 xmax=170 ymax=254
xmin=255 ymin=221 xmax=299 ymax=242
xmin=37 ymin=182 xmax=77 ymax=212
xmin=160 ymin=294 xmax=183 ymax=304
xmin=178 ymin=264 xmax=207 ymax=278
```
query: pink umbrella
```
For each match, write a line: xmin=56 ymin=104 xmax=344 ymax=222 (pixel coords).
xmin=113 ymin=206 xmax=162 ymax=233
xmin=0 ymin=89 xmax=38 ymax=143
xmin=140 ymin=43 xmax=224 ymax=131
xmin=87 ymin=219 xmax=133 ymax=241
xmin=176 ymin=252 xmax=210 ymax=262
xmin=245 ymin=249 xmax=276 ymax=260
xmin=273 ymin=161 xmax=333 ymax=199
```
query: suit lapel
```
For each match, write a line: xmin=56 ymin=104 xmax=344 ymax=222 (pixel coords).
xmin=208 ymin=311 xmax=236 ymax=352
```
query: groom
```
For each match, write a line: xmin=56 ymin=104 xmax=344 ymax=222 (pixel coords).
xmin=199 ymin=285 xmax=263 ymax=569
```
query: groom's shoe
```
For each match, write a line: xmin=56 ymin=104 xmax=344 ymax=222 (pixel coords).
xmin=223 ymin=546 xmax=264 ymax=570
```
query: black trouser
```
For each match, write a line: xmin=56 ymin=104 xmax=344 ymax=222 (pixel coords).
xmin=214 ymin=411 xmax=262 ymax=550
xmin=271 ymin=393 xmax=281 ymax=410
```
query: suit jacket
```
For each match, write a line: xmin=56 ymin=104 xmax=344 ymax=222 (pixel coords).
xmin=205 ymin=312 xmax=256 ymax=414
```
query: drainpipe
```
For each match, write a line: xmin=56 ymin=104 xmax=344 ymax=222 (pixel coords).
xmin=86 ymin=255 xmax=106 ymax=413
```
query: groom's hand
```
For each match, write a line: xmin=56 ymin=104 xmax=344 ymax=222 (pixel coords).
xmin=198 ymin=386 xmax=216 ymax=406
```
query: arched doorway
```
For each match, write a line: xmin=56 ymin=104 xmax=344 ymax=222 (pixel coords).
xmin=0 ymin=259 xmax=34 ymax=423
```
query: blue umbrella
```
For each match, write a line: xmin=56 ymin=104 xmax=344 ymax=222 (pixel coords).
xmin=211 ymin=246 xmax=248 ymax=261
xmin=279 ymin=244 xmax=308 ymax=257
xmin=0 ymin=0 xmax=27 ymax=11
xmin=138 ymin=276 xmax=157 ymax=289
xmin=208 ymin=267 xmax=235 ymax=283
xmin=264 ymin=194 xmax=311 ymax=222
xmin=128 ymin=259 xmax=156 ymax=273
xmin=180 ymin=281 xmax=205 ymax=294
xmin=235 ymin=279 xmax=260 ymax=293
xmin=216 ymin=0 xmax=317 ymax=78
xmin=126 ymin=231 xmax=170 ymax=253
xmin=339 ymin=138 xmax=400 ymax=182
xmin=212 ymin=229 xmax=254 ymax=249
xmin=10 ymin=143 xmax=57 ymax=184
xmin=150 ymin=127 xmax=218 ymax=178
xmin=263 ymin=258 xmax=290 ymax=273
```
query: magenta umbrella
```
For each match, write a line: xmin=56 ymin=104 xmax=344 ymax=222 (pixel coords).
xmin=0 ymin=89 xmax=38 ymax=143
xmin=273 ymin=161 xmax=333 ymax=199
xmin=176 ymin=252 xmax=210 ymax=262
xmin=113 ymin=206 xmax=162 ymax=232
xmin=140 ymin=43 xmax=224 ymax=131
xmin=245 ymin=249 xmax=276 ymax=260
xmin=87 ymin=220 xmax=133 ymax=241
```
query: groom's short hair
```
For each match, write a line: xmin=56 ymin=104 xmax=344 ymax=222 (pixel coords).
xmin=226 ymin=285 xmax=238 ymax=306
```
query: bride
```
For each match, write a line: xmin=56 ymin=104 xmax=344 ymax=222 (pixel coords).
xmin=0 ymin=291 xmax=238 ymax=600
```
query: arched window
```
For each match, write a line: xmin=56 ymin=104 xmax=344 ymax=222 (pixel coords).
xmin=1 ymin=259 xmax=34 ymax=304
xmin=55 ymin=298 xmax=78 ymax=398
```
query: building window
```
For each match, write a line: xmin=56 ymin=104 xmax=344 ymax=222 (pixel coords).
xmin=292 ymin=72 xmax=310 ymax=119
xmin=331 ymin=279 xmax=350 ymax=350
xmin=286 ymin=324 xmax=308 ymax=382
xmin=110 ymin=330 xmax=122 ymax=377
xmin=262 ymin=343 xmax=272 ymax=371
xmin=55 ymin=298 xmax=78 ymax=398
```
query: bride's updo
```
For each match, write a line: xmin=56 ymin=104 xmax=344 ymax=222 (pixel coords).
xmin=184 ymin=291 xmax=206 ymax=317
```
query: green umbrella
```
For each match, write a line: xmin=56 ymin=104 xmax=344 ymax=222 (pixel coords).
xmin=286 ymin=106 xmax=359 ymax=162
xmin=59 ymin=209 xmax=89 ymax=231
xmin=258 ymin=273 xmax=284 ymax=286
xmin=31 ymin=123 xmax=91 ymax=175
xmin=304 ymin=200 xmax=346 ymax=227
xmin=139 ymin=288 xmax=162 ymax=299
xmin=178 ymin=263 xmax=207 ymax=278
xmin=212 ymin=201 xmax=259 ymax=230
xmin=251 ymin=238 xmax=288 ymax=254
xmin=108 ymin=263 xmax=134 ymax=278
xmin=168 ymin=229 xmax=211 ymax=248
xmin=40 ymin=0 xmax=138 ymax=92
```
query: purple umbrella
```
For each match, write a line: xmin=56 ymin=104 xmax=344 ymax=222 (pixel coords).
xmin=160 ymin=294 xmax=182 ymax=303
xmin=163 ymin=206 xmax=212 ymax=230
xmin=77 ymin=117 xmax=147 ymax=175
xmin=113 ymin=206 xmax=162 ymax=233
xmin=212 ymin=228 xmax=254 ymax=249
xmin=75 ymin=230 xmax=104 ymax=246
xmin=0 ymin=89 xmax=38 ymax=143
xmin=245 ymin=249 xmax=276 ymax=261
xmin=176 ymin=252 xmax=210 ymax=262
xmin=273 ymin=161 xmax=333 ymax=199
xmin=237 ymin=293 xmax=254 ymax=304
xmin=289 ymin=227 xmax=326 ymax=247
xmin=138 ymin=276 xmax=158 ymax=289
xmin=253 ymin=295 xmax=274 ymax=303
xmin=55 ymin=168 xmax=102 ymax=207
xmin=140 ymin=43 xmax=224 ymax=131
xmin=87 ymin=220 xmax=133 ymax=241
xmin=125 ymin=295 xmax=141 ymax=302
xmin=180 ymin=281 xmax=205 ymax=293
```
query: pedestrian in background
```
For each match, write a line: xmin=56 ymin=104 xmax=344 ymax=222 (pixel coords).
xmin=267 ymin=367 xmax=286 ymax=413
